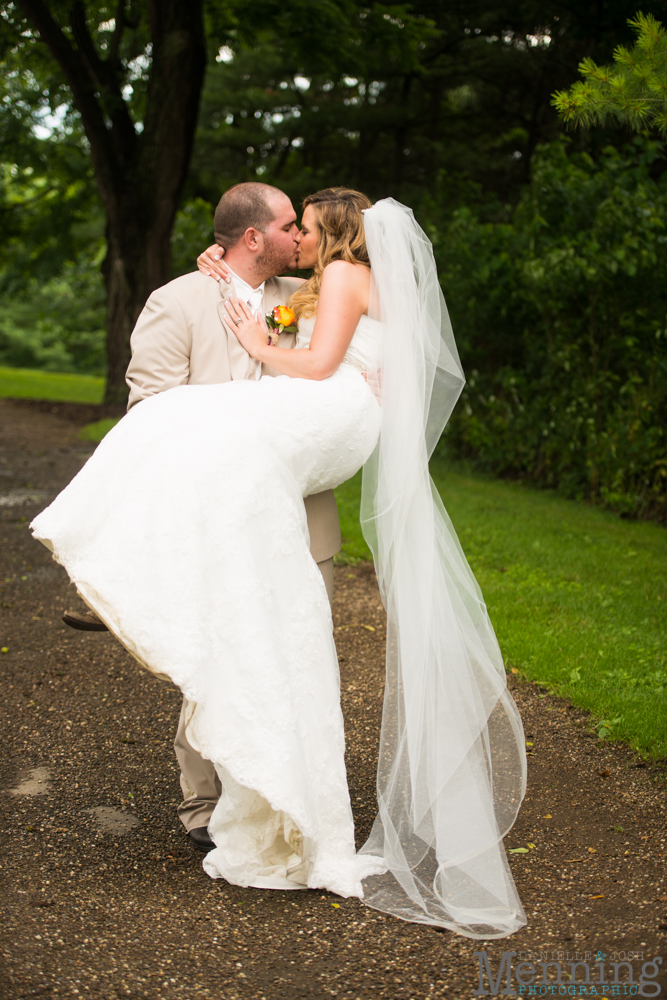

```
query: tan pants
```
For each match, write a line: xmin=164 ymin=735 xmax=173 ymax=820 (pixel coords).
xmin=174 ymin=556 xmax=335 ymax=832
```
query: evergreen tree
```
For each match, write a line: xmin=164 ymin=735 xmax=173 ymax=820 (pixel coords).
xmin=552 ymin=12 xmax=667 ymax=135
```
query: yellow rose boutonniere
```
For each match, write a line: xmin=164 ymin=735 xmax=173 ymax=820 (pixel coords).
xmin=265 ymin=305 xmax=297 ymax=346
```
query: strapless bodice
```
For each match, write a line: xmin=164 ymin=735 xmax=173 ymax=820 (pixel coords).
xmin=295 ymin=313 xmax=382 ymax=374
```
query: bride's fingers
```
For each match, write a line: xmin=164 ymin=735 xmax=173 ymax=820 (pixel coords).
xmin=196 ymin=244 xmax=231 ymax=282
xmin=225 ymin=298 xmax=261 ymax=331
xmin=224 ymin=297 xmax=242 ymax=322
xmin=222 ymin=314 xmax=242 ymax=337
xmin=224 ymin=298 xmax=266 ymax=336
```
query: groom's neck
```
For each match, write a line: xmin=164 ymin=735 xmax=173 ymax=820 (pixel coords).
xmin=223 ymin=250 xmax=270 ymax=289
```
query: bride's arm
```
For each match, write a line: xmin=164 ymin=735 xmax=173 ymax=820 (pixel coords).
xmin=222 ymin=261 xmax=369 ymax=380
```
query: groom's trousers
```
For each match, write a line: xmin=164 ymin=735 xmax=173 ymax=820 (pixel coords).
xmin=174 ymin=555 xmax=335 ymax=832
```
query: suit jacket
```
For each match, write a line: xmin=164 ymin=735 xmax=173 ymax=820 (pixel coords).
xmin=125 ymin=271 xmax=341 ymax=564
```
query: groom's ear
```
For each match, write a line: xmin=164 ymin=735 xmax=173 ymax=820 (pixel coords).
xmin=243 ymin=227 xmax=263 ymax=254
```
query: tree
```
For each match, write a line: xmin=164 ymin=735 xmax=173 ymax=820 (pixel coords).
xmin=190 ymin=0 xmax=667 ymax=217
xmin=3 ymin=1 xmax=207 ymax=402
xmin=552 ymin=12 xmax=667 ymax=136
xmin=1 ymin=0 xmax=406 ymax=400
xmin=4 ymin=0 xmax=667 ymax=398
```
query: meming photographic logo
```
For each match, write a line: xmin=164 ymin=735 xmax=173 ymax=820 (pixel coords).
xmin=473 ymin=950 xmax=663 ymax=996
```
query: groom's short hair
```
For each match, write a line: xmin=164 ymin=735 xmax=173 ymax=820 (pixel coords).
xmin=214 ymin=182 xmax=284 ymax=249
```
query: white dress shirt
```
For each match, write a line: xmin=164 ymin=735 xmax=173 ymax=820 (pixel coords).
xmin=226 ymin=266 xmax=265 ymax=381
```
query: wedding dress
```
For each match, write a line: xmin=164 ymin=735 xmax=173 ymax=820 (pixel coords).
xmin=31 ymin=312 xmax=387 ymax=898
xmin=32 ymin=199 xmax=527 ymax=938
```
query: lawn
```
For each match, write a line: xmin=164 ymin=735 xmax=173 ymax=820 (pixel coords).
xmin=335 ymin=461 xmax=667 ymax=761
xmin=0 ymin=366 xmax=104 ymax=404
xmin=78 ymin=417 xmax=121 ymax=443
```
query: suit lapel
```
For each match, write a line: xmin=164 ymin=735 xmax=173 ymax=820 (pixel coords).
xmin=216 ymin=279 xmax=259 ymax=381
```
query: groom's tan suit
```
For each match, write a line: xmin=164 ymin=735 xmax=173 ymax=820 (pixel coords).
xmin=125 ymin=269 xmax=341 ymax=832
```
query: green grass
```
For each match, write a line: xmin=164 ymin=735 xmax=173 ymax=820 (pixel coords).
xmin=334 ymin=460 xmax=667 ymax=761
xmin=78 ymin=417 xmax=120 ymax=443
xmin=0 ymin=365 xmax=114 ymax=442
xmin=0 ymin=365 xmax=104 ymax=404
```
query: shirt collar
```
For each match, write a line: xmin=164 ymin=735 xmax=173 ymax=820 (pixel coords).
xmin=225 ymin=265 xmax=265 ymax=301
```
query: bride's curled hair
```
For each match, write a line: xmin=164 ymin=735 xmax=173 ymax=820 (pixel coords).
xmin=289 ymin=187 xmax=372 ymax=320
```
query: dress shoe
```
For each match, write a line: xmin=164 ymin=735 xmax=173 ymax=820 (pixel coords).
xmin=188 ymin=826 xmax=216 ymax=852
xmin=62 ymin=610 xmax=109 ymax=632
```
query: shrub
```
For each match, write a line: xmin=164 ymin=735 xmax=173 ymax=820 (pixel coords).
xmin=435 ymin=137 xmax=667 ymax=523
xmin=0 ymin=254 xmax=106 ymax=375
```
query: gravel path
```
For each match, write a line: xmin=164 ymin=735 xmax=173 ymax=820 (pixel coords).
xmin=1 ymin=398 xmax=665 ymax=1000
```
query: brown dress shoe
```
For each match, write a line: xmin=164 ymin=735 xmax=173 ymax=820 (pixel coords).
xmin=62 ymin=610 xmax=109 ymax=632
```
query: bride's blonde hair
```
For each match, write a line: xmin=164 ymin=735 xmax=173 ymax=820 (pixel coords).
xmin=288 ymin=187 xmax=372 ymax=320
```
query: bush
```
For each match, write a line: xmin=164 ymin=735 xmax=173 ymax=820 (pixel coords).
xmin=0 ymin=197 xmax=214 ymax=375
xmin=0 ymin=254 xmax=106 ymax=374
xmin=435 ymin=137 xmax=667 ymax=524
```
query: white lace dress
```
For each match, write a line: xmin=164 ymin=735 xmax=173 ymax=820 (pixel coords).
xmin=31 ymin=313 xmax=385 ymax=897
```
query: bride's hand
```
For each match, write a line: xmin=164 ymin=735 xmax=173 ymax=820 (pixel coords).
xmin=222 ymin=298 xmax=269 ymax=358
xmin=197 ymin=244 xmax=231 ymax=283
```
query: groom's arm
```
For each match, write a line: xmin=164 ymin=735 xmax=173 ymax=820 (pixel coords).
xmin=125 ymin=286 xmax=191 ymax=410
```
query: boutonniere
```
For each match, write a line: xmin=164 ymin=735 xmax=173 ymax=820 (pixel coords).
xmin=265 ymin=305 xmax=297 ymax=346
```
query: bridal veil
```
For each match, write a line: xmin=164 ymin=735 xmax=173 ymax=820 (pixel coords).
xmin=358 ymin=199 xmax=527 ymax=938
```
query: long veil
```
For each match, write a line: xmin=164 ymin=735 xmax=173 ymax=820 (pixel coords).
xmin=358 ymin=199 xmax=527 ymax=938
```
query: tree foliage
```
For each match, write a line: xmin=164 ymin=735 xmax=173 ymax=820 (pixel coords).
xmin=438 ymin=137 xmax=667 ymax=522
xmin=552 ymin=12 xmax=667 ymax=135
xmin=3 ymin=0 xmax=667 ymax=508
xmin=191 ymin=1 xmax=666 ymax=212
xmin=4 ymin=0 xmax=664 ymax=286
xmin=1 ymin=0 xmax=208 ymax=401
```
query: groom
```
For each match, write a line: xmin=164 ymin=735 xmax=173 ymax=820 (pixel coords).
xmin=68 ymin=182 xmax=341 ymax=852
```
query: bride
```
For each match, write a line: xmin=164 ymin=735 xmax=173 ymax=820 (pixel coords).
xmin=31 ymin=188 xmax=527 ymax=939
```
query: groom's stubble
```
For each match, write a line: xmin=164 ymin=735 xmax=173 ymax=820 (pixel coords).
xmin=252 ymin=238 xmax=296 ymax=283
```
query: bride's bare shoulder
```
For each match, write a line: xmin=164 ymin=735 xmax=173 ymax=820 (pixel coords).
xmin=319 ymin=261 xmax=370 ymax=316
xmin=321 ymin=260 xmax=370 ymax=290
